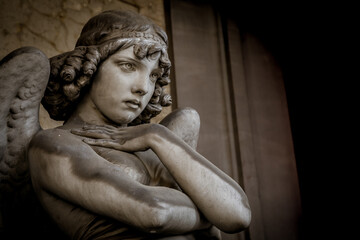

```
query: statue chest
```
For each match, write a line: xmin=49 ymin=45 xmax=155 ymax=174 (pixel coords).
xmin=91 ymin=146 xmax=151 ymax=184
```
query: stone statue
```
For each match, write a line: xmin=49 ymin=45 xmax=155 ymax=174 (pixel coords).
xmin=0 ymin=10 xmax=251 ymax=239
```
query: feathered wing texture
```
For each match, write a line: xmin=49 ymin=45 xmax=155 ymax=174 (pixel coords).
xmin=0 ymin=47 xmax=51 ymax=238
xmin=0 ymin=47 xmax=49 ymax=192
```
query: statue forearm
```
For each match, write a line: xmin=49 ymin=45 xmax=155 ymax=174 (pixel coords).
xmin=68 ymin=121 xmax=251 ymax=233
xmin=149 ymin=125 xmax=251 ymax=233
xmin=30 ymin=129 xmax=211 ymax=235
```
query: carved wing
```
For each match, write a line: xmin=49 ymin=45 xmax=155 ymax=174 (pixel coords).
xmin=0 ymin=47 xmax=49 ymax=192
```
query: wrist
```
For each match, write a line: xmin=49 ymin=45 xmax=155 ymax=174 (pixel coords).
xmin=147 ymin=124 xmax=168 ymax=150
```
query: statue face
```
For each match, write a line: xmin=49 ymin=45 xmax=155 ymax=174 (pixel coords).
xmin=90 ymin=46 xmax=161 ymax=125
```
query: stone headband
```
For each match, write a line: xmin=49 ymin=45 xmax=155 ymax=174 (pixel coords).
xmin=98 ymin=31 xmax=167 ymax=47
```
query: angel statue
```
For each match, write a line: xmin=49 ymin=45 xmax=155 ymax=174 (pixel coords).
xmin=0 ymin=10 xmax=251 ymax=240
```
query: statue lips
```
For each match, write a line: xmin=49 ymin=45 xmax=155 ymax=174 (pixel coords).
xmin=124 ymin=99 xmax=141 ymax=110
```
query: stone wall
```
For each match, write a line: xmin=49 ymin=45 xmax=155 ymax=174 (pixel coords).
xmin=0 ymin=0 xmax=170 ymax=129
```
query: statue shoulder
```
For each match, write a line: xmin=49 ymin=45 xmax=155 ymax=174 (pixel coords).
xmin=28 ymin=128 xmax=96 ymax=186
xmin=29 ymin=128 xmax=86 ymax=157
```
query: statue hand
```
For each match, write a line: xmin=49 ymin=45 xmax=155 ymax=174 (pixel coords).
xmin=71 ymin=124 xmax=159 ymax=152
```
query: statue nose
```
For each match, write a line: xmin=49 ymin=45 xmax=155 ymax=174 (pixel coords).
xmin=131 ymin=76 xmax=149 ymax=96
xmin=132 ymin=88 xmax=148 ymax=96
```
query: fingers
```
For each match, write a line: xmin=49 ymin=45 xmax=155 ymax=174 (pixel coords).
xmin=73 ymin=124 xmax=149 ymax=152
xmin=71 ymin=124 xmax=125 ymax=139
xmin=83 ymin=124 xmax=119 ymax=131
xmin=71 ymin=128 xmax=112 ymax=139
xmin=83 ymin=138 xmax=126 ymax=150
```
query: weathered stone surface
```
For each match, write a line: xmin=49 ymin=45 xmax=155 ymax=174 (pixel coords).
xmin=0 ymin=0 xmax=165 ymax=59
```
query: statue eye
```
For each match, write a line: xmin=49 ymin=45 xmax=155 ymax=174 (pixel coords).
xmin=119 ymin=62 xmax=136 ymax=72
xmin=150 ymin=70 xmax=161 ymax=82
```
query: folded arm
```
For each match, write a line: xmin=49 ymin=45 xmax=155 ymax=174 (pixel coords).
xmin=72 ymin=108 xmax=251 ymax=233
xmin=149 ymin=125 xmax=251 ymax=232
xmin=28 ymin=129 xmax=210 ymax=235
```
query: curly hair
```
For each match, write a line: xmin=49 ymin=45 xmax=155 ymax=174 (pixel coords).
xmin=42 ymin=10 xmax=172 ymax=125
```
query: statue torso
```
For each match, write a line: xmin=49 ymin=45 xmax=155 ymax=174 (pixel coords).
xmin=29 ymin=128 xmax=186 ymax=240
